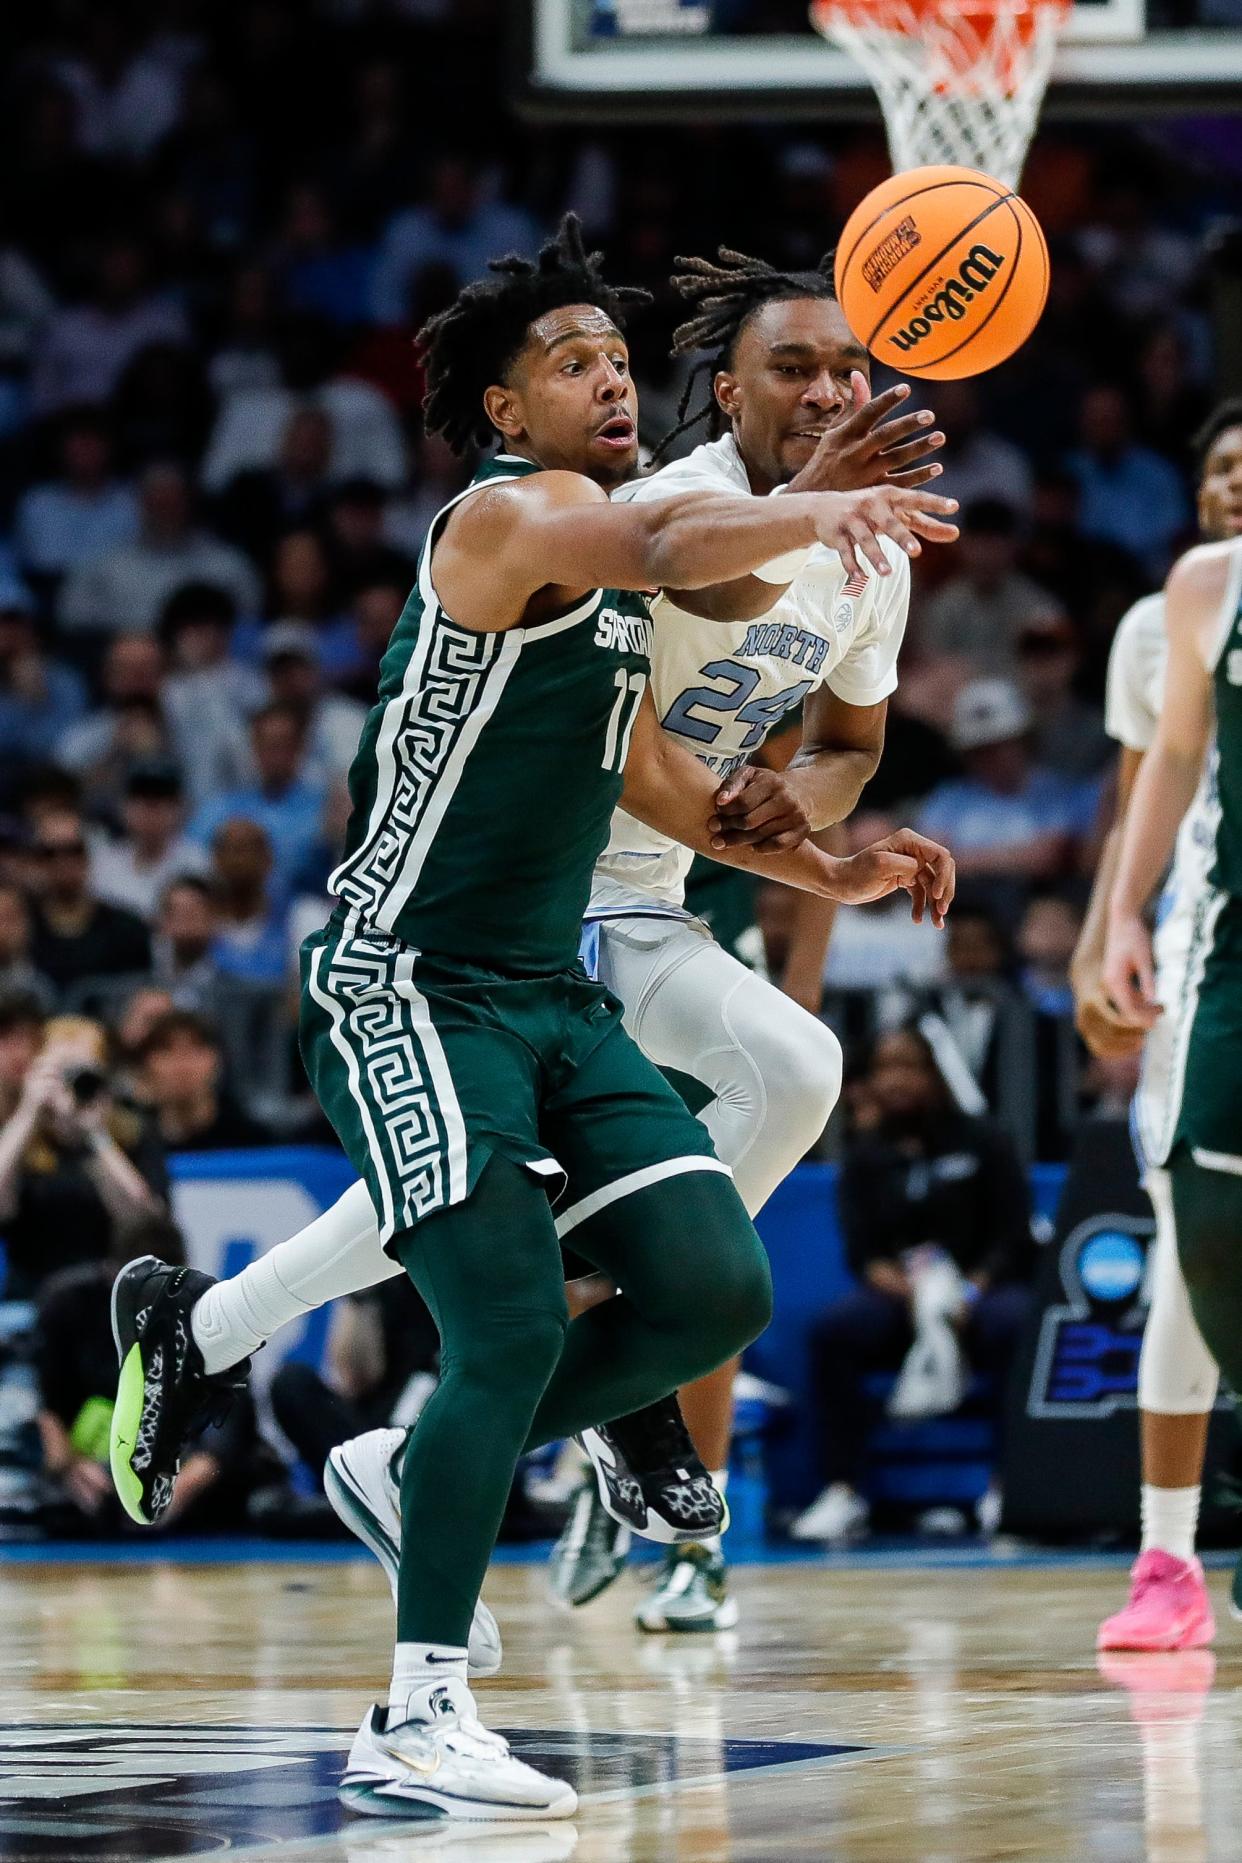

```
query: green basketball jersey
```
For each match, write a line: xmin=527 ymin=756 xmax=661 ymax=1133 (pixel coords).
xmin=1207 ymin=548 xmax=1242 ymax=897
xmin=331 ymin=454 xmax=653 ymax=972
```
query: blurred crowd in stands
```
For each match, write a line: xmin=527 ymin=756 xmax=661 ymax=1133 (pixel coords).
xmin=0 ymin=0 xmax=1236 ymax=1534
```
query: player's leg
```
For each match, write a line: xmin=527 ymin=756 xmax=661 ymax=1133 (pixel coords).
xmin=594 ymin=915 xmax=841 ymax=1626
xmin=385 ymin=1155 xmax=568 ymax=1668
xmin=526 ymin=1014 xmax=773 ymax=1456
xmin=1169 ymin=1151 xmax=1242 ymax=1393
xmin=296 ymin=931 xmax=583 ymax=1817
xmin=1099 ymin=1168 xmax=1218 ymax=1651
xmin=189 ymin=1178 xmax=399 ymax=1375
xmin=601 ymin=915 xmax=843 ymax=1219
xmin=342 ymin=1153 xmax=578 ymax=1819
xmin=522 ymin=1166 xmax=773 ymax=1453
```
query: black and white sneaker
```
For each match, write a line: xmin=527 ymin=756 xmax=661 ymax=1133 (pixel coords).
xmin=110 ymin=1254 xmax=250 ymax=1526
xmin=580 ymin=1399 xmax=728 ymax=1546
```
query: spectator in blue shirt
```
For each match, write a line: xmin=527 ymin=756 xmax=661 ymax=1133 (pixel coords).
xmin=0 ymin=578 xmax=87 ymax=774
xmin=188 ymin=701 xmax=325 ymax=900
xmin=917 ymin=679 xmax=1096 ymax=922
xmin=14 ymin=407 xmax=138 ymax=587
xmin=1065 ymin=384 xmax=1190 ymax=577
xmin=207 ymin=817 xmax=290 ymax=986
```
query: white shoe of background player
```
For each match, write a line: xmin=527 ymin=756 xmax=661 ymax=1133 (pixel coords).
xmin=789 ymin=1482 xmax=871 ymax=1544
xmin=325 ymin=1427 xmax=502 ymax=1678
xmin=341 ymin=1679 xmax=577 ymax=1821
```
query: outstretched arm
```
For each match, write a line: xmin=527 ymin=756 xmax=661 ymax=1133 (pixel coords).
xmin=433 ymin=470 xmax=957 ymax=631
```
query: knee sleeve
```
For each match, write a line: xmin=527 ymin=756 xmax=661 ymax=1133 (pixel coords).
xmin=694 ymin=983 xmax=843 ymax=1217
xmin=1138 ymin=1167 xmax=1219 ymax=1415
xmin=759 ymin=1015 xmax=844 ymax=1151
xmin=615 ymin=919 xmax=842 ymax=1218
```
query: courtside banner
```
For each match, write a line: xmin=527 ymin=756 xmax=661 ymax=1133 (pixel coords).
xmin=1003 ymin=1118 xmax=1237 ymax=1541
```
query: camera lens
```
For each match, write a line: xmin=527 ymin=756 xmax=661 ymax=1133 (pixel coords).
xmin=65 ymin=1064 xmax=107 ymax=1107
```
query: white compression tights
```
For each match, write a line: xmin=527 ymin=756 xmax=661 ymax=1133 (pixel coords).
xmin=192 ymin=914 xmax=843 ymax=1374
xmin=594 ymin=915 xmax=843 ymax=1219
xmin=1136 ymin=1166 xmax=1219 ymax=1416
xmin=191 ymin=1178 xmax=399 ymax=1375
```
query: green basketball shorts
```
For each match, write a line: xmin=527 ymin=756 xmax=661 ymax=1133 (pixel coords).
xmin=1171 ymin=892 xmax=1242 ymax=1173
xmin=300 ymin=908 xmax=726 ymax=1245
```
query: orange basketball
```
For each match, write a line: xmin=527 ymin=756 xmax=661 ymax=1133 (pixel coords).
xmin=834 ymin=164 xmax=1049 ymax=381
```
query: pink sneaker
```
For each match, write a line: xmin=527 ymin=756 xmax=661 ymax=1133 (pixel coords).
xmin=1096 ymin=1549 xmax=1216 ymax=1652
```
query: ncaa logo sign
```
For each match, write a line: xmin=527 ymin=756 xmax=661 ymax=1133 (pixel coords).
xmin=1076 ymin=1230 xmax=1145 ymax=1304
xmin=1026 ymin=1213 xmax=1152 ymax=1420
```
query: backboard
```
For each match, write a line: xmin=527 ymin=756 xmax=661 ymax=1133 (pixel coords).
xmin=518 ymin=0 xmax=1242 ymax=116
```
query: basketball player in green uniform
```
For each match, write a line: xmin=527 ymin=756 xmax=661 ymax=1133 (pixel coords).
xmin=1105 ymin=530 xmax=1242 ymax=1616
xmin=109 ymin=219 xmax=957 ymax=1822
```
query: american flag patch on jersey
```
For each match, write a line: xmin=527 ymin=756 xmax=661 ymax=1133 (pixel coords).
xmin=843 ymin=568 xmax=868 ymax=596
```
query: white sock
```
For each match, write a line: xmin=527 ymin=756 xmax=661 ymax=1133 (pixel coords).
xmin=191 ymin=1180 xmax=397 ymax=1375
xmin=1140 ymin=1483 xmax=1201 ymax=1563
xmin=388 ymin=1642 xmax=469 ymax=1723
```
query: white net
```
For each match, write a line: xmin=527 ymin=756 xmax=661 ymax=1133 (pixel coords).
xmin=810 ymin=0 xmax=1069 ymax=190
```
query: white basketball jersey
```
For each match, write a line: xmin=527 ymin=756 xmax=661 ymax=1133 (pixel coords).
xmin=588 ymin=434 xmax=910 ymax=916
xmin=1104 ymin=593 xmax=1167 ymax=754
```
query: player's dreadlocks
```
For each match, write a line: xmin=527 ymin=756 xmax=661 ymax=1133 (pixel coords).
xmin=654 ymin=247 xmax=837 ymax=461
xmin=418 ymin=214 xmax=651 ymax=456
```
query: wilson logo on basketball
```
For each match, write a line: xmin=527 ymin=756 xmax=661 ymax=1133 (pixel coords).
xmin=861 ymin=216 xmax=921 ymax=292
xmin=889 ymin=244 xmax=1006 ymax=352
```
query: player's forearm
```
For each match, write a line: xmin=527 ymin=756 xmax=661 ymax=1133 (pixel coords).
xmin=643 ymin=490 xmax=826 ymax=592
xmin=1110 ymin=744 xmax=1200 ymax=924
xmin=784 ymin=746 xmax=881 ymax=831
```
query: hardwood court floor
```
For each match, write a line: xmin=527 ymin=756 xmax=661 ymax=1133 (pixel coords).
xmin=1 ymin=1545 xmax=1239 ymax=1862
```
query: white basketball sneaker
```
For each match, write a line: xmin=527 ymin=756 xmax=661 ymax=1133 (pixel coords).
xmin=341 ymin=1680 xmax=577 ymax=1822
xmin=789 ymin=1482 xmax=871 ymax=1544
xmin=325 ymin=1428 xmax=502 ymax=1678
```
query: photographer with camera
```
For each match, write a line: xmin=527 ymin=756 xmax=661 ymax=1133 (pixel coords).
xmin=0 ymin=994 xmax=165 ymax=1301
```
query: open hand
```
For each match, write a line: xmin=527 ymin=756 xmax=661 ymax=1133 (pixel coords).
xmin=709 ymin=766 xmax=812 ymax=853
xmin=789 ymin=373 xmax=946 ymax=496
xmin=832 ymin=828 xmax=955 ymax=928
xmin=810 ymin=485 xmax=959 ymax=582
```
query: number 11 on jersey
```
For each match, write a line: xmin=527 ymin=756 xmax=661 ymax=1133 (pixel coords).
xmin=603 ymin=669 xmax=646 ymax=774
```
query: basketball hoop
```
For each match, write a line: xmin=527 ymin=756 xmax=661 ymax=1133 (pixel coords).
xmin=809 ymin=0 xmax=1071 ymax=189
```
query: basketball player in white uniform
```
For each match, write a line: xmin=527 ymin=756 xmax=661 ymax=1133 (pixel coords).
xmin=1074 ymin=400 xmax=1242 ymax=1651
xmin=532 ymin=245 xmax=953 ymax=1629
